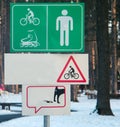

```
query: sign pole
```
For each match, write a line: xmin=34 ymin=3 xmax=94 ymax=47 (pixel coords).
xmin=44 ymin=115 xmax=50 ymax=127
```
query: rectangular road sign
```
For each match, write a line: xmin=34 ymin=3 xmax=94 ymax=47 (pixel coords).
xmin=4 ymin=53 xmax=88 ymax=85
xmin=22 ymin=85 xmax=70 ymax=115
xmin=10 ymin=3 xmax=84 ymax=52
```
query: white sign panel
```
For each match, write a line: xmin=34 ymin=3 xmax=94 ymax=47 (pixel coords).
xmin=4 ymin=53 xmax=89 ymax=85
xmin=22 ymin=85 xmax=70 ymax=115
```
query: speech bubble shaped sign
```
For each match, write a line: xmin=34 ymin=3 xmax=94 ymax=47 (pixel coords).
xmin=26 ymin=86 xmax=66 ymax=113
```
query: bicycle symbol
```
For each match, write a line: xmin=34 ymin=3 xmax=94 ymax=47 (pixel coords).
xmin=20 ymin=8 xmax=40 ymax=26
xmin=64 ymin=71 xmax=79 ymax=79
xmin=64 ymin=66 xmax=79 ymax=79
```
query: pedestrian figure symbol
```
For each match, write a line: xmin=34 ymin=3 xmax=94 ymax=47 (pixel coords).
xmin=56 ymin=9 xmax=73 ymax=46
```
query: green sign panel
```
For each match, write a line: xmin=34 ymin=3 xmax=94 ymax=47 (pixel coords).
xmin=10 ymin=3 xmax=84 ymax=52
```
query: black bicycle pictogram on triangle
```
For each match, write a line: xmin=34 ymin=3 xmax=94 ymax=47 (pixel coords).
xmin=64 ymin=66 xmax=79 ymax=79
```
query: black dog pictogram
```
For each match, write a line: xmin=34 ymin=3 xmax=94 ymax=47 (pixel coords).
xmin=54 ymin=86 xmax=65 ymax=103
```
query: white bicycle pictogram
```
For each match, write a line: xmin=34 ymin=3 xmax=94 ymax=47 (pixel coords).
xmin=20 ymin=8 xmax=40 ymax=26
xmin=20 ymin=15 xmax=40 ymax=26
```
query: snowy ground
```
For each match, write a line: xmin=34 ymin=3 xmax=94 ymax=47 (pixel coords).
xmin=0 ymin=93 xmax=120 ymax=127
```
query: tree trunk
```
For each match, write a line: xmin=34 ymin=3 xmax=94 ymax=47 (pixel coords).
xmin=96 ymin=0 xmax=114 ymax=115
xmin=110 ymin=0 xmax=118 ymax=94
xmin=71 ymin=85 xmax=79 ymax=102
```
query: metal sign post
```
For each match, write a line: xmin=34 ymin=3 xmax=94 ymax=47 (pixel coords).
xmin=44 ymin=115 xmax=50 ymax=127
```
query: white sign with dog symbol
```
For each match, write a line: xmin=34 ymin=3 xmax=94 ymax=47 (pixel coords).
xmin=22 ymin=85 xmax=70 ymax=115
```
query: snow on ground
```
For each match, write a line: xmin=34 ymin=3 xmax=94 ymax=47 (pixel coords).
xmin=0 ymin=93 xmax=120 ymax=127
xmin=0 ymin=92 xmax=22 ymax=114
xmin=0 ymin=92 xmax=22 ymax=103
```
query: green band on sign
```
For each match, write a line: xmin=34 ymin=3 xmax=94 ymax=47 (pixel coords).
xmin=10 ymin=3 xmax=84 ymax=52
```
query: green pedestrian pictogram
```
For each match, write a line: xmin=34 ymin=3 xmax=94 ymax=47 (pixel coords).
xmin=10 ymin=3 xmax=84 ymax=52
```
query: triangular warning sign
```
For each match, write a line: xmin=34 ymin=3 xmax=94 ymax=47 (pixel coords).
xmin=57 ymin=56 xmax=86 ymax=83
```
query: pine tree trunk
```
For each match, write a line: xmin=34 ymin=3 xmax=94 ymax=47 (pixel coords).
xmin=96 ymin=0 xmax=114 ymax=115
xmin=111 ymin=0 xmax=118 ymax=94
xmin=71 ymin=85 xmax=78 ymax=102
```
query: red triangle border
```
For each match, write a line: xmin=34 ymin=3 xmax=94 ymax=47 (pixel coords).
xmin=57 ymin=56 xmax=86 ymax=83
